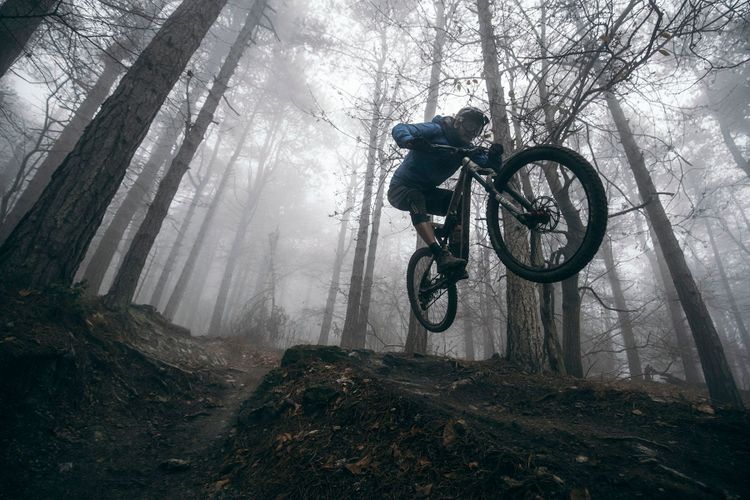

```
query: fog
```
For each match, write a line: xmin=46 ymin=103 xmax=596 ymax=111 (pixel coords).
xmin=0 ymin=0 xmax=747 ymax=389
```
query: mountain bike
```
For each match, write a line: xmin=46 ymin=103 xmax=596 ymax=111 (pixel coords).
xmin=407 ymin=144 xmax=607 ymax=332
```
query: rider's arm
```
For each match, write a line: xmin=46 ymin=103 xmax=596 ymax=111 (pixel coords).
xmin=392 ymin=122 xmax=442 ymax=149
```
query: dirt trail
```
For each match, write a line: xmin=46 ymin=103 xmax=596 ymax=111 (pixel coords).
xmin=0 ymin=293 xmax=277 ymax=500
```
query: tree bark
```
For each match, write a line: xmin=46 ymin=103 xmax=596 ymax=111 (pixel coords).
xmin=541 ymin=282 xmax=566 ymax=374
xmin=477 ymin=0 xmax=544 ymax=372
xmin=148 ymin=133 xmax=223 ymax=309
xmin=81 ymin=118 xmax=180 ymax=294
xmin=104 ymin=0 xmax=267 ymax=307
xmin=0 ymin=0 xmax=57 ymax=79
xmin=0 ymin=0 xmax=230 ymax=288
xmin=606 ymin=92 xmax=743 ymax=408
xmin=461 ymin=285 xmax=476 ymax=361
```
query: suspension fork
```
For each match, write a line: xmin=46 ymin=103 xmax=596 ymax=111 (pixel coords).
xmin=469 ymin=164 xmax=534 ymax=217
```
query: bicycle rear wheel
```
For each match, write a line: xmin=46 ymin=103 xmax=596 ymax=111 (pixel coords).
xmin=486 ymin=145 xmax=607 ymax=283
xmin=406 ymin=247 xmax=458 ymax=332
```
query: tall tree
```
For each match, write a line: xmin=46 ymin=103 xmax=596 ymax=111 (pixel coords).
xmin=404 ymin=0 xmax=452 ymax=354
xmin=477 ymin=0 xmax=545 ymax=372
xmin=148 ymin=133 xmax=224 ymax=309
xmin=81 ymin=116 xmax=181 ymax=294
xmin=0 ymin=0 xmax=231 ymax=287
xmin=606 ymin=92 xmax=743 ymax=407
xmin=161 ymin=112 xmax=258 ymax=320
xmin=340 ymin=29 xmax=387 ymax=349
xmin=0 ymin=0 xmax=58 ymax=80
xmin=207 ymin=116 xmax=282 ymax=334
xmin=104 ymin=0 xmax=270 ymax=307
xmin=600 ymin=237 xmax=643 ymax=380
xmin=0 ymin=10 xmax=162 ymax=242
xmin=318 ymin=170 xmax=357 ymax=345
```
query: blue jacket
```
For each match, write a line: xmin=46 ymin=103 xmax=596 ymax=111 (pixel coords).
xmin=390 ymin=115 xmax=489 ymax=189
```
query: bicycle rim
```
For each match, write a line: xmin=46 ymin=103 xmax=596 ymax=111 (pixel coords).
xmin=487 ymin=145 xmax=607 ymax=283
xmin=406 ymin=248 xmax=458 ymax=332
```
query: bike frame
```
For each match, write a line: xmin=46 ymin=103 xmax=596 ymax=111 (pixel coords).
xmin=434 ymin=157 xmax=534 ymax=264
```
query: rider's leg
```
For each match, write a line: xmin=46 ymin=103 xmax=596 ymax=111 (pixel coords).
xmin=388 ymin=183 xmax=465 ymax=273
xmin=414 ymin=221 xmax=437 ymax=246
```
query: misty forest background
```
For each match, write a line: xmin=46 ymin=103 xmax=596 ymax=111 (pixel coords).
xmin=0 ymin=0 xmax=748 ymax=405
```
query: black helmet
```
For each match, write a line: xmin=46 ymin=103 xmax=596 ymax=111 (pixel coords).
xmin=454 ymin=106 xmax=489 ymax=136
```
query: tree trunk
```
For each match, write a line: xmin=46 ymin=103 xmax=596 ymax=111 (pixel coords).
xmin=704 ymin=218 xmax=750 ymax=353
xmin=600 ymin=237 xmax=643 ymax=380
xmin=606 ymin=92 xmax=743 ymax=408
xmin=541 ymin=282 xmax=566 ymax=374
xmin=0 ymin=0 xmax=230 ymax=288
xmin=0 ymin=33 xmax=152 ymax=243
xmin=422 ymin=0 xmax=451 ymax=122
xmin=477 ymin=0 xmax=544 ymax=372
xmin=340 ymin=30 xmax=387 ymax=349
xmin=162 ymin=116 xmax=256 ymax=319
xmin=461 ymin=285 xmax=475 ymax=361
xmin=403 ymin=1 xmax=452 ymax=354
xmin=148 ymin=133 xmax=223 ymax=309
xmin=81 ymin=118 xmax=180 ymax=294
xmin=619 ymin=155 xmax=701 ymax=383
xmin=318 ymin=172 xmax=357 ymax=345
xmin=0 ymin=0 xmax=57 ymax=79
xmin=640 ymin=210 xmax=702 ymax=383
xmin=104 ymin=0 xmax=267 ymax=307
xmin=207 ymin=119 xmax=281 ymax=334
xmin=354 ymin=122 xmax=393 ymax=347
xmin=718 ymin=119 xmax=750 ymax=178
xmin=478 ymin=243 xmax=497 ymax=358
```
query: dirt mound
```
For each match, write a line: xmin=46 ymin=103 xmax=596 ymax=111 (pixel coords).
xmin=0 ymin=286 xmax=277 ymax=499
xmin=214 ymin=345 xmax=750 ymax=499
xmin=2 ymin=286 xmax=749 ymax=499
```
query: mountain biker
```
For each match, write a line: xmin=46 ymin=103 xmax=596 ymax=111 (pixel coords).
xmin=388 ymin=106 xmax=503 ymax=275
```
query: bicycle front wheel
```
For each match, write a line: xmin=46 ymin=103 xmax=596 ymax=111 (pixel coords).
xmin=406 ymin=247 xmax=458 ymax=332
xmin=486 ymin=145 xmax=607 ymax=283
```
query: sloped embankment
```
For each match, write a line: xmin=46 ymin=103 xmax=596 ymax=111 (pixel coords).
xmin=0 ymin=287 xmax=276 ymax=499
xmin=214 ymin=345 xmax=750 ymax=499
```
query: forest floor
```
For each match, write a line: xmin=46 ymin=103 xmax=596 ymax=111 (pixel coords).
xmin=1 ymin=287 xmax=749 ymax=499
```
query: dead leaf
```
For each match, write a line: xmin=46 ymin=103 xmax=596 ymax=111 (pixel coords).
xmin=468 ymin=461 xmax=479 ymax=470
xmin=575 ymin=455 xmax=589 ymax=463
xmin=442 ymin=422 xmax=456 ymax=448
xmin=417 ymin=457 xmax=431 ymax=469
xmin=18 ymin=289 xmax=36 ymax=297
xmin=695 ymin=403 xmax=715 ymax=415
xmin=631 ymin=409 xmax=644 ymax=416
xmin=214 ymin=478 xmax=230 ymax=491
xmin=415 ymin=483 xmax=433 ymax=497
xmin=344 ymin=455 xmax=371 ymax=475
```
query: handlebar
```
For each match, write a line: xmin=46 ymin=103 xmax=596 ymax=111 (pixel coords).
xmin=430 ymin=144 xmax=484 ymax=156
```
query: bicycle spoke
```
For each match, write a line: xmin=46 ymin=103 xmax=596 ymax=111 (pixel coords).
xmin=496 ymin=159 xmax=591 ymax=272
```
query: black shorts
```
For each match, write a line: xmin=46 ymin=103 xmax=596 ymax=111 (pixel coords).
xmin=387 ymin=182 xmax=453 ymax=224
